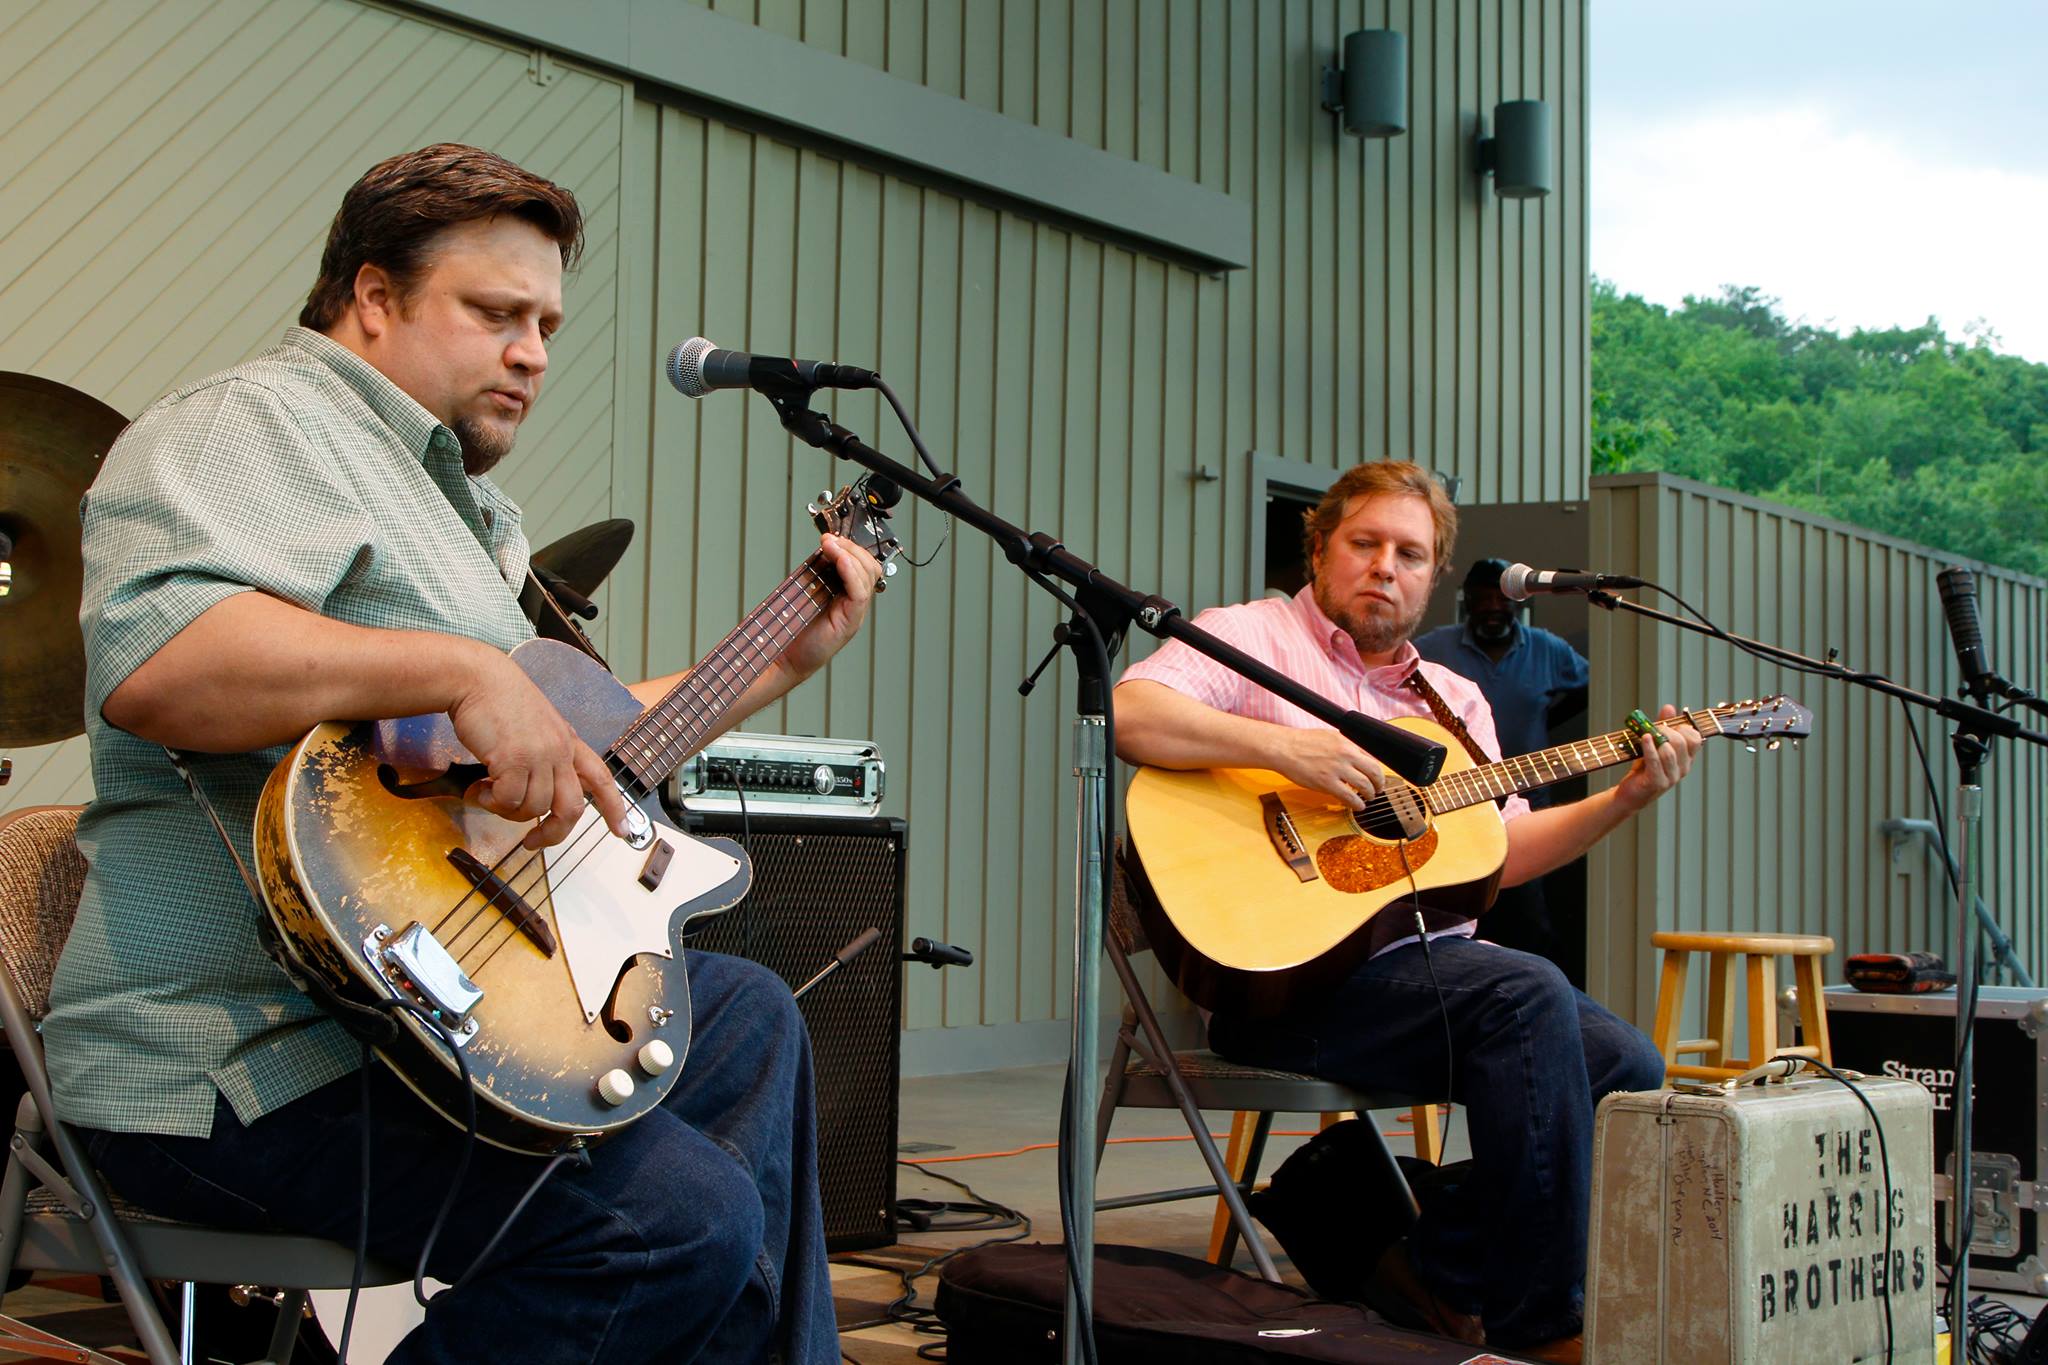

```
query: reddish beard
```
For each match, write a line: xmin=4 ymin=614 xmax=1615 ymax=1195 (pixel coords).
xmin=1313 ymin=576 xmax=1426 ymax=657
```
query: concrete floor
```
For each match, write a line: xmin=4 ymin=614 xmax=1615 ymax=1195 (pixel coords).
xmin=854 ymin=1062 xmax=2041 ymax=1362
xmin=889 ymin=1060 xmax=1465 ymax=1266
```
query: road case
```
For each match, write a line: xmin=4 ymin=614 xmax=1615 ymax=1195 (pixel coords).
xmin=1826 ymin=984 xmax=2048 ymax=1293
xmin=1585 ymin=1074 xmax=1937 ymax=1364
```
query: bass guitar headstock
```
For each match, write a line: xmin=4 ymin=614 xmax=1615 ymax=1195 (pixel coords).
xmin=809 ymin=476 xmax=906 ymax=581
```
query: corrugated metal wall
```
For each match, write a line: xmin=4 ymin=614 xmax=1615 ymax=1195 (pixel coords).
xmin=624 ymin=0 xmax=1590 ymax=1042
xmin=2 ymin=0 xmax=1591 ymax=1055
xmin=1587 ymin=473 xmax=2048 ymax=1033
xmin=686 ymin=0 xmax=1589 ymax=504
xmin=0 ymin=0 xmax=628 ymax=808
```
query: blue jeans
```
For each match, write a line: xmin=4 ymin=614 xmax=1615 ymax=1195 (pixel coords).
xmin=1210 ymin=936 xmax=1663 ymax=1348
xmin=81 ymin=951 xmax=835 ymax=1365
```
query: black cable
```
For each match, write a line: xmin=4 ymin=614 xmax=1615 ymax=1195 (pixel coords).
xmin=835 ymin=1160 xmax=1031 ymax=1341
xmin=453 ymin=1146 xmax=591 ymax=1290
xmin=395 ymin=1002 xmax=480 ymax=1308
xmin=1964 ymin=1295 xmax=2032 ymax=1364
xmin=335 ymin=1041 xmax=374 ymax=1365
xmin=1397 ymin=844 xmax=1457 ymax=1118
xmin=1802 ymin=1058 xmax=1897 ymax=1365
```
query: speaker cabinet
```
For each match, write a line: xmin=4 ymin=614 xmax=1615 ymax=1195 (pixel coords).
xmin=675 ymin=812 xmax=905 ymax=1252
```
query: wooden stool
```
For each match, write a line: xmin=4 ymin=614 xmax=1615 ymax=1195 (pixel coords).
xmin=1650 ymin=931 xmax=1835 ymax=1082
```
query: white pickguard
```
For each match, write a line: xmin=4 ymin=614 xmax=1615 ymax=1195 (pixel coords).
xmin=542 ymin=805 xmax=744 ymax=1023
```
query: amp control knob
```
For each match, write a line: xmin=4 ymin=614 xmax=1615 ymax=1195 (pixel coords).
xmin=812 ymin=764 xmax=834 ymax=795
xmin=596 ymin=1068 xmax=636 ymax=1107
xmin=637 ymin=1039 xmax=675 ymax=1075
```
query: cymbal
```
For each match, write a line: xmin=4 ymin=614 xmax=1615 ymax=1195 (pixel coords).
xmin=530 ymin=518 xmax=634 ymax=602
xmin=1 ymin=373 xmax=126 ymax=747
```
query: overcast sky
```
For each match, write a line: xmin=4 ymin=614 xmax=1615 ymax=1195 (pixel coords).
xmin=1591 ymin=2 xmax=2048 ymax=361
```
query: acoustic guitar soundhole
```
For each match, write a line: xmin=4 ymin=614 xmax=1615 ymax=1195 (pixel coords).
xmin=1314 ymin=826 xmax=1438 ymax=894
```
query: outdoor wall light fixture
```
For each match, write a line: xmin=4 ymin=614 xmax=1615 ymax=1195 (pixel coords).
xmin=1476 ymin=99 xmax=1552 ymax=198
xmin=1321 ymin=29 xmax=1406 ymax=138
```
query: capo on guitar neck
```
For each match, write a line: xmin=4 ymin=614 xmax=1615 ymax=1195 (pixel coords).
xmin=1624 ymin=708 xmax=1668 ymax=749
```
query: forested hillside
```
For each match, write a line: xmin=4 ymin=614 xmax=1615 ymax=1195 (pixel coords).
xmin=1591 ymin=280 xmax=2048 ymax=577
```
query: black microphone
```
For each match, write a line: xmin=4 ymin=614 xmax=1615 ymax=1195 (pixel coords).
xmin=1500 ymin=563 xmax=1646 ymax=601
xmin=1938 ymin=566 xmax=1997 ymax=703
xmin=665 ymin=336 xmax=877 ymax=399
xmin=905 ymin=937 xmax=974 ymax=969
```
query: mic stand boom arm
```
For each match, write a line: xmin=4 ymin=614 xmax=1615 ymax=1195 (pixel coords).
xmin=1585 ymin=586 xmax=2046 ymax=1344
xmin=767 ymin=394 xmax=1445 ymax=1363
xmin=1581 ymin=589 xmax=2048 ymax=749
xmin=769 ymin=397 xmax=1449 ymax=784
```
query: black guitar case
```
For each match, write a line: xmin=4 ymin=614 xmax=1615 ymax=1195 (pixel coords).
xmin=935 ymin=1242 xmax=1535 ymax=1364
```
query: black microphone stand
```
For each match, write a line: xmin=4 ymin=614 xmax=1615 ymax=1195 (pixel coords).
xmin=759 ymin=386 xmax=1445 ymax=1363
xmin=1582 ymin=587 xmax=2048 ymax=1339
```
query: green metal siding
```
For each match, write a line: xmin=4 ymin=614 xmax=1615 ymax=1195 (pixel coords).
xmin=3 ymin=0 xmax=1592 ymax=1056
xmin=681 ymin=0 xmax=1589 ymax=500
xmin=1587 ymin=473 xmax=2048 ymax=1034
xmin=0 ymin=0 xmax=627 ymax=812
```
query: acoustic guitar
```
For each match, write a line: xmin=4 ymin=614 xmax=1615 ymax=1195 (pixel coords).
xmin=1123 ymin=696 xmax=1811 ymax=1018
xmin=253 ymin=480 xmax=902 ymax=1152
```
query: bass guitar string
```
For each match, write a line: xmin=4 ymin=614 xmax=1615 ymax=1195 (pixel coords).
xmin=432 ymin=573 xmax=835 ymax=979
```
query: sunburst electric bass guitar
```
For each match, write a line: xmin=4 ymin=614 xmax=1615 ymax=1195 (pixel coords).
xmin=1123 ymin=696 xmax=1811 ymax=1018
xmin=254 ymin=480 xmax=902 ymax=1152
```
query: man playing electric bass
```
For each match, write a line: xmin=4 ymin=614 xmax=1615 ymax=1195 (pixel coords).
xmin=46 ymin=144 xmax=880 ymax=1364
xmin=1113 ymin=460 xmax=1702 ymax=1364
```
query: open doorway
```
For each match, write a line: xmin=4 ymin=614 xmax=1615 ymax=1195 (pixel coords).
xmin=1421 ymin=498 xmax=1596 ymax=987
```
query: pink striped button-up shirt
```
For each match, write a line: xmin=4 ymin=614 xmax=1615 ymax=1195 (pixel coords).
xmin=1119 ymin=585 xmax=1531 ymax=955
xmin=1120 ymin=585 xmax=1531 ymax=822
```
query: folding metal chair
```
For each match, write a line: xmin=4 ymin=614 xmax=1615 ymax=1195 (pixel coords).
xmin=1093 ymin=848 xmax=1442 ymax=1280
xmin=0 ymin=805 xmax=404 ymax=1365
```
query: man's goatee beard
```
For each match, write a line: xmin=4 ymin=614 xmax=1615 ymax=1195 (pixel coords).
xmin=454 ymin=417 xmax=512 ymax=476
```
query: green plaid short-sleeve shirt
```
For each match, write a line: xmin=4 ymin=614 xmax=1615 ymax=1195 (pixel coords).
xmin=45 ymin=328 xmax=538 ymax=1137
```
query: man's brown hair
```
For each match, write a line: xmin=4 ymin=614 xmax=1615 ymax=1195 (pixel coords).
xmin=298 ymin=143 xmax=583 ymax=331
xmin=1301 ymin=460 xmax=1459 ymax=578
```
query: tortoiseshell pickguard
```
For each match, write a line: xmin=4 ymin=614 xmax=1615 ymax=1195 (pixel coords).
xmin=1314 ymin=826 xmax=1440 ymax=893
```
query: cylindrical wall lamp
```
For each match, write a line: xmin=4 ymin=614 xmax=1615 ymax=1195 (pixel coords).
xmin=1477 ymin=98 xmax=1552 ymax=199
xmin=1321 ymin=29 xmax=1406 ymax=138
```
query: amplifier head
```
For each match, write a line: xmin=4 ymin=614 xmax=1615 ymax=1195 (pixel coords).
xmin=665 ymin=730 xmax=885 ymax=820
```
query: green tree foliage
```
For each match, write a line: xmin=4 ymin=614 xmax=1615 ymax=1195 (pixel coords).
xmin=1591 ymin=280 xmax=2048 ymax=576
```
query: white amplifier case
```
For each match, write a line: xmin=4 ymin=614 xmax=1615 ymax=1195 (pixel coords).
xmin=1585 ymin=1075 xmax=1937 ymax=1365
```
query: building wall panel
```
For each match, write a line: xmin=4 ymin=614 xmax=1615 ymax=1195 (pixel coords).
xmin=0 ymin=0 xmax=626 ymax=813
xmin=1588 ymin=474 xmax=2048 ymax=1033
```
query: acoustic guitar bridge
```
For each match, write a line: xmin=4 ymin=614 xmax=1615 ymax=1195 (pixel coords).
xmin=1260 ymin=793 xmax=1320 ymax=883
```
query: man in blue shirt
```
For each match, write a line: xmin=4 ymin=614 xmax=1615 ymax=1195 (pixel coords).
xmin=1414 ymin=557 xmax=1590 ymax=790
xmin=1415 ymin=557 xmax=1591 ymax=968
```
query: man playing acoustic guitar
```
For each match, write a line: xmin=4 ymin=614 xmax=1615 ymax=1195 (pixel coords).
xmin=46 ymin=145 xmax=880 ymax=1364
xmin=1114 ymin=460 xmax=1700 ymax=1364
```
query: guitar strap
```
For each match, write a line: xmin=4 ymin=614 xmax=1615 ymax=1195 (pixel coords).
xmin=1403 ymin=667 xmax=1496 ymax=767
xmin=522 ymin=567 xmax=610 ymax=669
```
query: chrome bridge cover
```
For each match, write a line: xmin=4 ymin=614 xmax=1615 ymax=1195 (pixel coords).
xmin=365 ymin=922 xmax=483 ymax=1044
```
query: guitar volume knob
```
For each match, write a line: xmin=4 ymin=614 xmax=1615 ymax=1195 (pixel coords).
xmin=637 ymin=1040 xmax=675 ymax=1075
xmin=596 ymin=1068 xmax=636 ymax=1107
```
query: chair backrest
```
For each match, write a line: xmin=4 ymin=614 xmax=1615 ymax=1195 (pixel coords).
xmin=1107 ymin=838 xmax=1152 ymax=960
xmin=0 ymin=806 xmax=88 ymax=1021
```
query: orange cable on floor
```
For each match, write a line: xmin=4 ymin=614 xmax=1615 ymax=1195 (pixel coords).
xmin=898 ymin=1107 xmax=1446 ymax=1165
